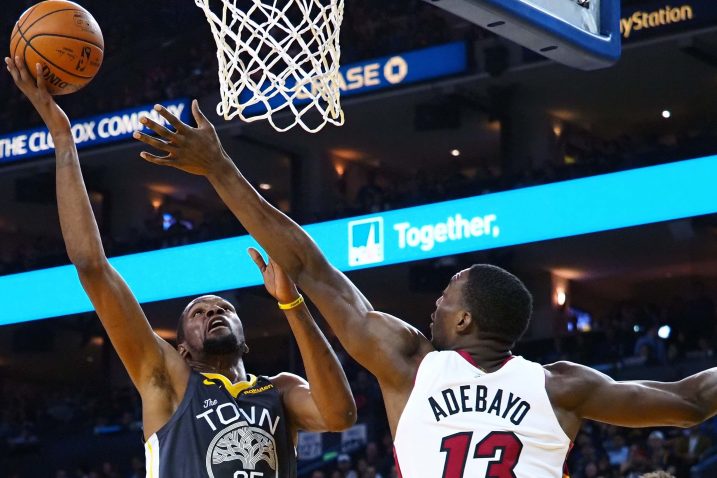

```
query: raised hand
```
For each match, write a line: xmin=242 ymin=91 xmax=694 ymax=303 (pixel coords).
xmin=248 ymin=247 xmax=300 ymax=305
xmin=5 ymin=56 xmax=69 ymax=134
xmin=133 ymin=100 xmax=233 ymax=177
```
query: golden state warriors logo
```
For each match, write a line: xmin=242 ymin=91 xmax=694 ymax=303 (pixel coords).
xmin=205 ymin=421 xmax=278 ymax=478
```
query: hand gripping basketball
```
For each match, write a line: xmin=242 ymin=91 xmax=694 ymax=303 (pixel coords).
xmin=5 ymin=55 xmax=70 ymax=134
xmin=10 ymin=0 xmax=104 ymax=95
xmin=133 ymin=100 xmax=232 ymax=177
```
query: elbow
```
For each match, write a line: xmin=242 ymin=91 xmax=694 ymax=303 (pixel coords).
xmin=72 ymin=256 xmax=109 ymax=274
xmin=678 ymin=401 xmax=710 ymax=429
xmin=678 ymin=417 xmax=703 ymax=429
xmin=690 ymin=411 xmax=711 ymax=429
xmin=324 ymin=406 xmax=358 ymax=432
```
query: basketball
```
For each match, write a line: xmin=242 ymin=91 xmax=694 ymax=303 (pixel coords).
xmin=9 ymin=0 xmax=104 ymax=95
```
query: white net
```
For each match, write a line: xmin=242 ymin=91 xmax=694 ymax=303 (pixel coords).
xmin=194 ymin=0 xmax=345 ymax=133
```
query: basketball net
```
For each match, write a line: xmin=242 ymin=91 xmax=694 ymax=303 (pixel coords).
xmin=194 ymin=0 xmax=345 ymax=133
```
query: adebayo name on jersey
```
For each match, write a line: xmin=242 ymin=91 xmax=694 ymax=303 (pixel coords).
xmin=428 ymin=385 xmax=531 ymax=425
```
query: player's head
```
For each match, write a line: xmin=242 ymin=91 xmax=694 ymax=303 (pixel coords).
xmin=430 ymin=264 xmax=532 ymax=350
xmin=176 ymin=295 xmax=248 ymax=361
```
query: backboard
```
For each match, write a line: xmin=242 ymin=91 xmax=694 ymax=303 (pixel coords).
xmin=424 ymin=0 xmax=621 ymax=70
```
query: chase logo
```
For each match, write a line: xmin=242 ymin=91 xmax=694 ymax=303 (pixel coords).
xmin=348 ymin=217 xmax=384 ymax=267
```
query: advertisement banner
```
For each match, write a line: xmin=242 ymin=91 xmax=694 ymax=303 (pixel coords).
xmin=0 ymin=99 xmax=190 ymax=165
xmin=1 ymin=155 xmax=717 ymax=324
xmin=241 ymin=42 xmax=469 ymax=116
xmin=621 ymin=0 xmax=717 ymax=41
xmin=297 ymin=432 xmax=324 ymax=461
xmin=341 ymin=424 xmax=368 ymax=453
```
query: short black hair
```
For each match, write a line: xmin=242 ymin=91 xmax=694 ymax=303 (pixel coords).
xmin=462 ymin=264 xmax=533 ymax=345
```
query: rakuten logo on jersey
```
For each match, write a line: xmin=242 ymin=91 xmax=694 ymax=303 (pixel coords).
xmin=394 ymin=213 xmax=500 ymax=252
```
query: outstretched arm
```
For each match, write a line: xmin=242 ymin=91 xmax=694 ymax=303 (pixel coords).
xmin=546 ymin=361 xmax=717 ymax=437
xmin=133 ymin=103 xmax=433 ymax=389
xmin=249 ymin=248 xmax=355 ymax=432
xmin=5 ymin=58 xmax=188 ymax=435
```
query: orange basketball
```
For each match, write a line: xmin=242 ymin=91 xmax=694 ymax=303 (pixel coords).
xmin=10 ymin=0 xmax=104 ymax=95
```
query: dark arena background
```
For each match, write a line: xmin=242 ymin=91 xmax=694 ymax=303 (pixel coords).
xmin=2 ymin=0 xmax=717 ymax=477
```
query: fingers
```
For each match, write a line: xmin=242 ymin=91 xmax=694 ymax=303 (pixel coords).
xmin=192 ymin=99 xmax=211 ymax=128
xmin=5 ymin=57 xmax=19 ymax=83
xmin=140 ymin=116 xmax=176 ymax=142
xmin=139 ymin=151 xmax=176 ymax=167
xmin=153 ymin=104 xmax=186 ymax=133
xmin=247 ymin=248 xmax=268 ymax=272
xmin=133 ymin=131 xmax=176 ymax=154
xmin=134 ymin=131 xmax=178 ymax=167
xmin=14 ymin=55 xmax=30 ymax=83
xmin=5 ymin=57 xmax=48 ymax=95
xmin=35 ymin=63 xmax=48 ymax=93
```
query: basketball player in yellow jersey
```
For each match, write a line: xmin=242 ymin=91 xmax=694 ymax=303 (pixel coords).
xmin=136 ymin=104 xmax=717 ymax=477
xmin=6 ymin=57 xmax=356 ymax=478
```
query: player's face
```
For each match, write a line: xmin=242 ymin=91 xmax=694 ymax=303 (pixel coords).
xmin=181 ymin=295 xmax=245 ymax=356
xmin=430 ymin=270 xmax=469 ymax=350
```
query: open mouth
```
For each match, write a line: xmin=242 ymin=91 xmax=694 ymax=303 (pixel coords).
xmin=207 ymin=316 xmax=229 ymax=333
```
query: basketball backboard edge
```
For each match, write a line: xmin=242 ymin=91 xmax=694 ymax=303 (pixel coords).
xmin=423 ymin=0 xmax=621 ymax=70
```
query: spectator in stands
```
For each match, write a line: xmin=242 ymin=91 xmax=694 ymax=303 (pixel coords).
xmin=337 ymin=453 xmax=358 ymax=478
xmin=645 ymin=430 xmax=675 ymax=474
xmin=634 ymin=326 xmax=667 ymax=366
xmin=667 ymin=331 xmax=689 ymax=363
xmin=674 ymin=427 xmax=712 ymax=470
xmin=620 ymin=443 xmax=652 ymax=476
xmin=696 ymin=337 xmax=715 ymax=360
xmin=127 ymin=456 xmax=145 ymax=478
xmin=355 ymin=172 xmax=386 ymax=213
xmin=604 ymin=430 xmax=630 ymax=467
xmin=685 ymin=282 xmax=716 ymax=345
xmin=363 ymin=441 xmax=382 ymax=471
xmin=581 ymin=461 xmax=600 ymax=478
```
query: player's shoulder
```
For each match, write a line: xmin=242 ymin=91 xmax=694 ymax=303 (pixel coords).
xmin=367 ymin=310 xmax=435 ymax=357
xmin=543 ymin=360 xmax=603 ymax=380
xmin=543 ymin=361 xmax=608 ymax=404
xmin=266 ymin=372 xmax=308 ymax=395
xmin=543 ymin=360 xmax=581 ymax=376
xmin=543 ymin=360 xmax=601 ymax=384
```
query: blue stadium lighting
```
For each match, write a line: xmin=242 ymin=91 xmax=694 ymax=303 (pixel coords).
xmin=1 ymin=155 xmax=716 ymax=324
xmin=658 ymin=325 xmax=671 ymax=340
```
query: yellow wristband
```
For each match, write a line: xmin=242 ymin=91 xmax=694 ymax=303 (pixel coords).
xmin=278 ymin=294 xmax=304 ymax=310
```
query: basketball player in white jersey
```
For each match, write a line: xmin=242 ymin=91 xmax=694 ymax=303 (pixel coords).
xmin=6 ymin=57 xmax=356 ymax=478
xmin=135 ymin=104 xmax=717 ymax=478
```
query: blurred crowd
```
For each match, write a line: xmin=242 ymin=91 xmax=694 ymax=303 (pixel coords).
xmin=567 ymin=422 xmax=715 ymax=478
xmin=0 ymin=381 xmax=143 ymax=477
xmin=329 ymin=125 xmax=717 ymax=222
xmin=535 ymin=287 xmax=717 ymax=368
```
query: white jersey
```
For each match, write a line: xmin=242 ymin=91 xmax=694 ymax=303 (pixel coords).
xmin=394 ymin=351 xmax=571 ymax=478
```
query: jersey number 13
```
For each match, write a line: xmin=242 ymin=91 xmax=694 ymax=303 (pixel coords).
xmin=440 ymin=431 xmax=523 ymax=478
